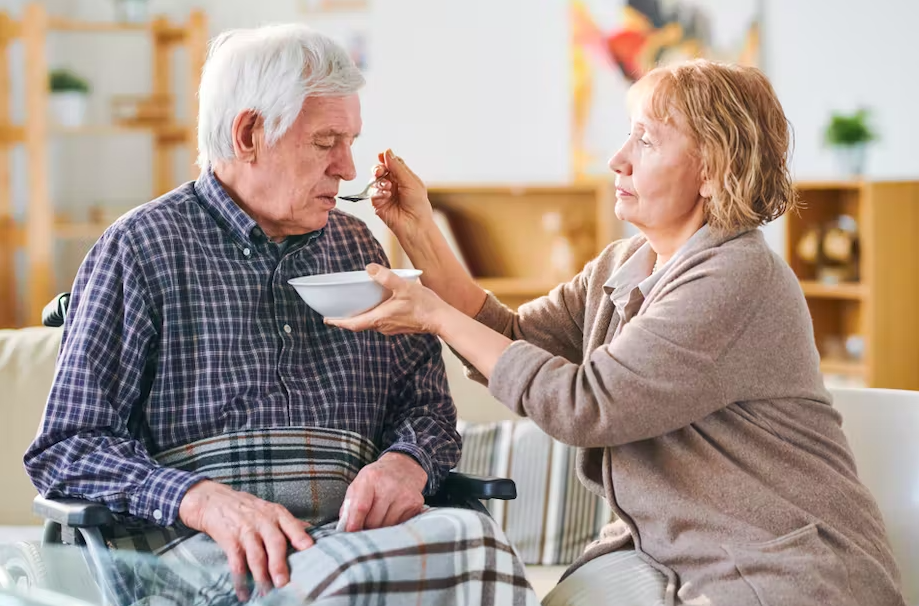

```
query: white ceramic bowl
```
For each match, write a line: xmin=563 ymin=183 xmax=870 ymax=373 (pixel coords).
xmin=288 ymin=269 xmax=422 ymax=318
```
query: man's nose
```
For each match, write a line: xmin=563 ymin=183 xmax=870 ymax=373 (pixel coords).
xmin=330 ymin=143 xmax=357 ymax=181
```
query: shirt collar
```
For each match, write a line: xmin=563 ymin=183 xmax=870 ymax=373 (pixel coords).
xmin=603 ymin=240 xmax=655 ymax=297
xmin=603 ymin=224 xmax=712 ymax=298
xmin=194 ymin=168 xmax=261 ymax=245
xmin=193 ymin=168 xmax=324 ymax=248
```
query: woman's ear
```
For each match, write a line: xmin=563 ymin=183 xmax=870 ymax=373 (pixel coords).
xmin=700 ymin=179 xmax=714 ymax=199
xmin=231 ymin=110 xmax=263 ymax=163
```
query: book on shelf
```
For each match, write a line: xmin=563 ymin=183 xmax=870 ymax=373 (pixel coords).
xmin=400 ymin=209 xmax=471 ymax=275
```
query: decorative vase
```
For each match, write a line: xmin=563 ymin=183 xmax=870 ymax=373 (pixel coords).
xmin=834 ymin=143 xmax=868 ymax=178
xmin=49 ymin=92 xmax=88 ymax=127
xmin=116 ymin=0 xmax=148 ymax=23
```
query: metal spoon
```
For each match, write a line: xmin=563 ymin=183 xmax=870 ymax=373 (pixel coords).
xmin=338 ymin=178 xmax=380 ymax=202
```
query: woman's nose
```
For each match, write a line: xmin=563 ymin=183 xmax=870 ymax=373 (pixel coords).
xmin=608 ymin=147 xmax=632 ymax=175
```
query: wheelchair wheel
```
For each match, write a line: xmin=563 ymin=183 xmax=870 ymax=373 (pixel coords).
xmin=0 ymin=541 xmax=100 ymax=603
xmin=0 ymin=542 xmax=47 ymax=592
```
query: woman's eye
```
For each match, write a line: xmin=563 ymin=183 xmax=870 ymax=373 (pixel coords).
xmin=640 ymin=137 xmax=652 ymax=147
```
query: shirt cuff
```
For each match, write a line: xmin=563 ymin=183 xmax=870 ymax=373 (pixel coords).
xmin=130 ymin=466 xmax=207 ymax=527
xmin=382 ymin=443 xmax=440 ymax=496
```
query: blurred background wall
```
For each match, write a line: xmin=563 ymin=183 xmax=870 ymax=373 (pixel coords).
xmin=2 ymin=0 xmax=917 ymax=312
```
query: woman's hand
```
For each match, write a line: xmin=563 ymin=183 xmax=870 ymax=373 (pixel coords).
xmin=370 ymin=150 xmax=435 ymax=237
xmin=324 ymin=264 xmax=449 ymax=335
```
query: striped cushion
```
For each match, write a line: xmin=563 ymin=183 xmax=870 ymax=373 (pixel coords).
xmin=455 ymin=419 xmax=614 ymax=565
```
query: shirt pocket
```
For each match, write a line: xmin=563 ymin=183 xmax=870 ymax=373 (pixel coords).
xmin=721 ymin=523 xmax=856 ymax=606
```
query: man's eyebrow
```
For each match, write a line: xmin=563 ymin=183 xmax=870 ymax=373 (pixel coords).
xmin=314 ymin=129 xmax=360 ymax=139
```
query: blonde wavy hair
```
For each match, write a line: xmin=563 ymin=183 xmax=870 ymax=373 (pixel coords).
xmin=628 ymin=59 xmax=797 ymax=232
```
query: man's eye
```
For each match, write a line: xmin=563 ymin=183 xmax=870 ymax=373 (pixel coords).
xmin=315 ymin=141 xmax=334 ymax=150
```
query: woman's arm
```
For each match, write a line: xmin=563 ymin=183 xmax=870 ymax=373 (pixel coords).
xmin=370 ymin=150 xmax=593 ymax=364
xmin=397 ymin=218 xmax=487 ymax=319
xmin=487 ymin=249 xmax=773 ymax=448
xmin=370 ymin=150 xmax=486 ymax=318
xmin=326 ymin=265 xmax=513 ymax=380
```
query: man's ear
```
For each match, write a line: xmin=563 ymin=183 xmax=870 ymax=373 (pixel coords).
xmin=231 ymin=110 xmax=263 ymax=163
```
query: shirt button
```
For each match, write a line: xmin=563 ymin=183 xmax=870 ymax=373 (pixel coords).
xmin=153 ymin=509 xmax=163 ymax=521
xmin=243 ymin=248 xmax=251 ymax=257
xmin=283 ymin=324 xmax=292 ymax=334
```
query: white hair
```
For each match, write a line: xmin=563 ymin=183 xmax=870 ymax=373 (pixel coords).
xmin=196 ymin=23 xmax=365 ymax=168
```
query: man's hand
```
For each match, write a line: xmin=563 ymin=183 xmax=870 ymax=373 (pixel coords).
xmin=178 ymin=480 xmax=314 ymax=601
xmin=340 ymin=452 xmax=427 ymax=532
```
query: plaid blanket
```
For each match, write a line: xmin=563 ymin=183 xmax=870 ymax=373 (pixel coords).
xmin=95 ymin=427 xmax=538 ymax=606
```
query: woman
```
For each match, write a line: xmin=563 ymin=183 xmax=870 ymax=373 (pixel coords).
xmin=329 ymin=60 xmax=905 ymax=606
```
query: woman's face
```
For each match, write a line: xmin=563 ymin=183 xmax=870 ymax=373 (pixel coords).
xmin=608 ymin=99 xmax=708 ymax=236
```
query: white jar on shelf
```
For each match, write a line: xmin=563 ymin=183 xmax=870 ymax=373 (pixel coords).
xmin=116 ymin=0 xmax=148 ymax=23
xmin=49 ymin=91 xmax=88 ymax=127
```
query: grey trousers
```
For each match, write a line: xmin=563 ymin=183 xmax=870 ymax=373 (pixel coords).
xmin=542 ymin=550 xmax=667 ymax=606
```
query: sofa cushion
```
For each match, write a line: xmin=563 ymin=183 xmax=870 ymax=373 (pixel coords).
xmin=455 ymin=418 xmax=613 ymax=566
xmin=0 ymin=327 xmax=62 ymax=525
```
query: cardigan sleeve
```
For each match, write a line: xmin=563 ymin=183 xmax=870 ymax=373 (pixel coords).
xmin=486 ymin=248 xmax=771 ymax=447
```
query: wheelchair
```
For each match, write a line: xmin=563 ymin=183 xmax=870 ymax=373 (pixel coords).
xmin=0 ymin=292 xmax=517 ymax=606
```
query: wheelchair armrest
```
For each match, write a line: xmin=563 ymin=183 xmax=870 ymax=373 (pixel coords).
xmin=33 ymin=495 xmax=115 ymax=528
xmin=440 ymin=471 xmax=517 ymax=501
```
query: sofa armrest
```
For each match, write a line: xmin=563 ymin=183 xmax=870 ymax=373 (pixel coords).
xmin=33 ymin=495 xmax=114 ymax=528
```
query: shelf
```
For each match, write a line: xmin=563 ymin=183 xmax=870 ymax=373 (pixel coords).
xmin=54 ymin=220 xmax=109 ymax=240
xmin=429 ymin=183 xmax=608 ymax=196
xmin=49 ymin=17 xmax=147 ymax=32
xmin=476 ymin=277 xmax=558 ymax=298
xmin=0 ymin=125 xmax=24 ymax=144
xmin=800 ymin=281 xmax=867 ymax=301
xmin=820 ymin=358 xmax=867 ymax=377
xmin=794 ymin=180 xmax=864 ymax=191
xmin=1 ymin=124 xmax=189 ymax=142
xmin=50 ymin=124 xmax=189 ymax=141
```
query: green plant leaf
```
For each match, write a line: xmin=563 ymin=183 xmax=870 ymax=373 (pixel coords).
xmin=823 ymin=108 xmax=877 ymax=146
xmin=48 ymin=68 xmax=91 ymax=93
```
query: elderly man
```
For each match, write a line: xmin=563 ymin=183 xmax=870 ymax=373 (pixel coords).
xmin=25 ymin=23 xmax=537 ymax=606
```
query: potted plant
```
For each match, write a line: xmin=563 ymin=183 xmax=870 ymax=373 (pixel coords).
xmin=48 ymin=69 xmax=91 ymax=127
xmin=115 ymin=0 xmax=148 ymax=23
xmin=824 ymin=108 xmax=878 ymax=177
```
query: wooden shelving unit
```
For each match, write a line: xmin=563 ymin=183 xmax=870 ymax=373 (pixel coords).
xmin=388 ymin=180 xmax=919 ymax=390
xmin=0 ymin=3 xmax=208 ymax=327
xmin=787 ymin=181 xmax=919 ymax=389
xmin=387 ymin=181 xmax=621 ymax=309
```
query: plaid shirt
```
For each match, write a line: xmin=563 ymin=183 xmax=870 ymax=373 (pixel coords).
xmin=24 ymin=170 xmax=460 ymax=527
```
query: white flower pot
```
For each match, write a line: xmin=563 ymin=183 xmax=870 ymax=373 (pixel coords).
xmin=49 ymin=92 xmax=88 ymax=127
xmin=117 ymin=0 xmax=148 ymax=23
xmin=834 ymin=143 xmax=868 ymax=178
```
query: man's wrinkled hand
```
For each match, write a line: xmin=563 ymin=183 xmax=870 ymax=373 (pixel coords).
xmin=340 ymin=452 xmax=427 ymax=533
xmin=178 ymin=480 xmax=314 ymax=602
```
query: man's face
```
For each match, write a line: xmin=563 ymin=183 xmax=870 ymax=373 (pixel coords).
xmin=251 ymin=94 xmax=361 ymax=237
